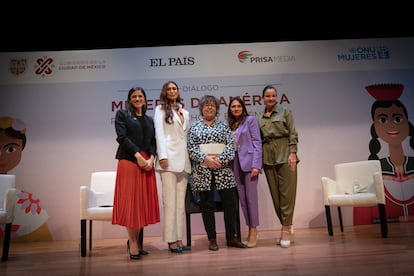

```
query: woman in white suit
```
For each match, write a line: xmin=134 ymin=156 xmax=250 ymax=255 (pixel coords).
xmin=154 ymin=81 xmax=192 ymax=253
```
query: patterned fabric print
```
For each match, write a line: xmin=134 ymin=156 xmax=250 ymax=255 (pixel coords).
xmin=188 ymin=119 xmax=236 ymax=192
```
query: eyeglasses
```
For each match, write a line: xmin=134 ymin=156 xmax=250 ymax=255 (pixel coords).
xmin=204 ymin=103 xmax=216 ymax=108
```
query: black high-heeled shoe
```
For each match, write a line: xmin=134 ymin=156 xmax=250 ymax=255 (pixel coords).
xmin=127 ymin=240 xmax=141 ymax=260
xmin=139 ymin=249 xmax=149 ymax=255
xmin=137 ymin=241 xmax=149 ymax=255
xmin=137 ymin=229 xmax=149 ymax=255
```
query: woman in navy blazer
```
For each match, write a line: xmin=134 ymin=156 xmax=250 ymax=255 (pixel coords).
xmin=227 ymin=97 xmax=262 ymax=247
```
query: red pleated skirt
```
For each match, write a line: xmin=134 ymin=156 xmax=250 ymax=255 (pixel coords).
xmin=112 ymin=153 xmax=160 ymax=229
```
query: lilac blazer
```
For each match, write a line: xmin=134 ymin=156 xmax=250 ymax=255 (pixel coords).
xmin=234 ymin=115 xmax=262 ymax=172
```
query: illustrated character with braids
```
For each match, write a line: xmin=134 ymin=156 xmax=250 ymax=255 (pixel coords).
xmin=0 ymin=116 xmax=52 ymax=241
xmin=356 ymin=84 xmax=414 ymax=224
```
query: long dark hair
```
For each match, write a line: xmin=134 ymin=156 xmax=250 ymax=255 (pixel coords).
xmin=227 ymin=96 xmax=248 ymax=130
xmin=159 ymin=81 xmax=181 ymax=124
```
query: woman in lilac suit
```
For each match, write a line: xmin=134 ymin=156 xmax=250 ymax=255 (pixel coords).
xmin=227 ymin=97 xmax=262 ymax=247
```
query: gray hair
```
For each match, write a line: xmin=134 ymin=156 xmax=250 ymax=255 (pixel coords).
xmin=199 ymin=95 xmax=220 ymax=117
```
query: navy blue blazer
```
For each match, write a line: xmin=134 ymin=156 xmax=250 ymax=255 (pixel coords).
xmin=114 ymin=109 xmax=156 ymax=162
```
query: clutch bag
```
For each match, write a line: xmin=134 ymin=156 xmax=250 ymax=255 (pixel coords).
xmin=200 ymin=143 xmax=225 ymax=156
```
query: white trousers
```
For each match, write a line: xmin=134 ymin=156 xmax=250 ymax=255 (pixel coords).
xmin=160 ymin=171 xmax=188 ymax=243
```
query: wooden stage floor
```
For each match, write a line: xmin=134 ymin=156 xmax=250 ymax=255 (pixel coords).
xmin=1 ymin=222 xmax=413 ymax=275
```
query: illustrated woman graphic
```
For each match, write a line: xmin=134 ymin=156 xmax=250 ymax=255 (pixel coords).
xmin=0 ymin=116 xmax=52 ymax=241
xmin=365 ymin=84 xmax=414 ymax=222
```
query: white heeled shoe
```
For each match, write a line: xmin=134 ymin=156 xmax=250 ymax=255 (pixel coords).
xmin=279 ymin=238 xmax=291 ymax=248
xmin=277 ymin=227 xmax=294 ymax=247
xmin=279 ymin=230 xmax=291 ymax=248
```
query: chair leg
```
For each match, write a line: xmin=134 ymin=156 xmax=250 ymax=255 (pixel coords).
xmin=138 ymin=228 xmax=144 ymax=248
xmin=1 ymin=222 xmax=12 ymax=262
xmin=81 ymin=219 xmax=86 ymax=257
xmin=378 ymin=204 xmax=388 ymax=238
xmin=89 ymin=220 xmax=93 ymax=251
xmin=186 ymin=213 xmax=191 ymax=247
xmin=325 ymin=205 xmax=333 ymax=236
xmin=337 ymin=207 xmax=344 ymax=232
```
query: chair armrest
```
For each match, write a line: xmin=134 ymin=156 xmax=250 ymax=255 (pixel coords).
xmin=373 ymin=172 xmax=385 ymax=204
xmin=321 ymin=177 xmax=336 ymax=205
xmin=80 ymin=186 xmax=98 ymax=218
xmin=3 ymin=188 xmax=17 ymax=223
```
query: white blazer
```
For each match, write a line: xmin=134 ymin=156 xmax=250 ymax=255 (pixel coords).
xmin=154 ymin=105 xmax=191 ymax=173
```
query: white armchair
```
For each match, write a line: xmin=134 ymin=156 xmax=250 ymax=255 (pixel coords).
xmin=0 ymin=174 xmax=17 ymax=261
xmin=80 ymin=171 xmax=116 ymax=257
xmin=321 ymin=160 xmax=388 ymax=238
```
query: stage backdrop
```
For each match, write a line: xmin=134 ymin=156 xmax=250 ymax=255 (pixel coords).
xmin=0 ymin=37 xmax=413 ymax=242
